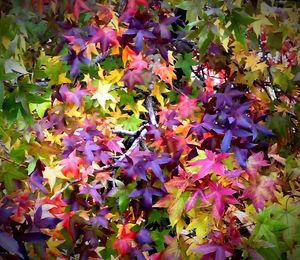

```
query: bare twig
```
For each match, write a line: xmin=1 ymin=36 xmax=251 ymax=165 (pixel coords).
xmin=146 ymin=95 xmax=158 ymax=126
xmin=258 ymin=37 xmax=278 ymax=100
xmin=112 ymin=129 xmax=138 ymax=136
xmin=109 ymin=85 xmax=126 ymax=92
xmin=0 ymin=155 xmax=26 ymax=168
xmin=50 ymin=179 xmax=79 ymax=199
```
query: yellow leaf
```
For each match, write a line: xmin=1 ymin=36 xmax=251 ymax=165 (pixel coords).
xmin=86 ymin=43 xmax=99 ymax=60
xmin=245 ymin=53 xmax=267 ymax=72
xmin=168 ymin=51 xmax=175 ymax=65
xmin=106 ymin=69 xmax=123 ymax=84
xmin=176 ymin=220 xmax=185 ymax=237
xmin=44 ymin=130 xmax=63 ymax=145
xmin=58 ymin=73 xmax=72 ymax=84
xmin=186 ymin=214 xmax=210 ymax=240
xmin=97 ymin=64 xmax=105 ymax=79
xmin=151 ymin=84 xmax=165 ymax=107
xmin=111 ymin=44 xmax=120 ymax=55
xmin=43 ymin=165 xmax=69 ymax=191
xmin=108 ymin=11 xmax=119 ymax=30
xmin=2 ymin=36 xmax=10 ymax=49
xmin=124 ymin=99 xmax=148 ymax=116
xmin=91 ymin=80 xmax=116 ymax=108
xmin=251 ymin=15 xmax=273 ymax=37
xmin=108 ymin=107 xmax=128 ymax=124
xmin=66 ymin=105 xmax=85 ymax=118
xmin=46 ymin=238 xmax=64 ymax=257
xmin=72 ymin=43 xmax=81 ymax=54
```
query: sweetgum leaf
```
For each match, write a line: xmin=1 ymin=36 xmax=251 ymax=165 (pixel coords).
xmin=0 ymin=231 xmax=24 ymax=259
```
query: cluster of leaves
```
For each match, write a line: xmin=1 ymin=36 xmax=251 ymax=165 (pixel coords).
xmin=0 ymin=0 xmax=300 ymax=259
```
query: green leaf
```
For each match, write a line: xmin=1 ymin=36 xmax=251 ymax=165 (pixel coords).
xmin=151 ymin=230 xmax=169 ymax=252
xmin=175 ymin=53 xmax=197 ymax=77
xmin=178 ymin=0 xmax=205 ymax=22
xmin=118 ymin=192 xmax=129 ymax=213
xmin=0 ymin=163 xmax=26 ymax=193
xmin=120 ymin=114 xmax=143 ymax=131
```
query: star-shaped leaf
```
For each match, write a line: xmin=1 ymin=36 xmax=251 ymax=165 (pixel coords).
xmin=91 ymin=80 xmax=116 ymax=108
xmin=42 ymin=165 xmax=69 ymax=191
xmin=175 ymin=53 xmax=198 ymax=77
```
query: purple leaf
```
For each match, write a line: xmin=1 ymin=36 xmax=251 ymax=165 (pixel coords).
xmin=135 ymin=228 xmax=152 ymax=244
xmin=28 ymin=160 xmax=48 ymax=194
xmin=34 ymin=206 xmax=61 ymax=229
xmin=221 ymin=130 xmax=232 ymax=152
xmin=20 ymin=232 xmax=50 ymax=243
xmin=59 ymin=84 xmax=87 ymax=107
xmin=0 ymin=231 xmax=24 ymax=259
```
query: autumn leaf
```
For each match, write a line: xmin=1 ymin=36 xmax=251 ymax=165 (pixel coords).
xmin=121 ymin=69 xmax=144 ymax=91
xmin=91 ymin=80 xmax=116 ymax=108
xmin=59 ymin=150 xmax=83 ymax=179
xmin=154 ymin=63 xmax=176 ymax=85
xmin=189 ymin=150 xmax=228 ymax=181
xmin=42 ymin=165 xmax=69 ymax=191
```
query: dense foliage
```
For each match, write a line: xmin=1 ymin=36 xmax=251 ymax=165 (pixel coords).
xmin=0 ymin=0 xmax=300 ymax=259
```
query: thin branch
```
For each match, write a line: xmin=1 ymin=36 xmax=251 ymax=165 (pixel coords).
xmin=258 ymin=37 xmax=278 ymax=100
xmin=112 ymin=129 xmax=138 ymax=136
xmin=50 ymin=179 xmax=79 ymax=199
xmin=0 ymin=155 xmax=26 ymax=168
xmin=109 ymin=85 xmax=126 ymax=92
xmin=146 ymin=95 xmax=158 ymax=126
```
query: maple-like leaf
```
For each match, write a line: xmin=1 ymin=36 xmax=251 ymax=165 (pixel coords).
xmin=72 ymin=0 xmax=93 ymax=20
xmin=119 ymin=0 xmax=148 ymax=21
xmin=154 ymin=63 xmax=176 ymax=85
xmin=146 ymin=15 xmax=178 ymax=61
xmin=246 ymin=152 xmax=269 ymax=176
xmin=89 ymin=26 xmax=119 ymax=54
xmin=88 ymin=208 xmax=109 ymax=228
xmin=91 ymin=80 xmax=116 ymax=108
xmin=194 ymin=243 xmax=232 ymax=259
xmin=135 ymin=228 xmax=152 ymax=244
xmin=242 ymin=175 xmax=277 ymax=211
xmin=42 ymin=165 xmax=69 ymax=191
xmin=29 ymin=160 xmax=48 ymax=194
xmin=129 ymin=186 xmax=164 ymax=210
xmin=124 ymin=99 xmax=148 ymax=116
xmin=79 ymin=180 xmax=103 ymax=203
xmin=215 ymin=83 xmax=243 ymax=109
xmin=59 ymin=84 xmax=87 ymax=107
xmin=158 ymin=110 xmax=181 ymax=130
xmin=185 ymin=189 xmax=208 ymax=212
xmin=127 ymin=53 xmax=148 ymax=70
xmin=77 ymin=140 xmax=101 ymax=163
xmin=112 ymin=224 xmax=136 ymax=256
xmin=175 ymin=52 xmax=198 ymax=77
xmin=176 ymin=95 xmax=198 ymax=119
xmin=61 ymin=48 xmax=91 ymax=78
xmin=59 ymin=150 xmax=83 ymax=179
xmin=205 ymin=182 xmax=240 ymax=220
xmin=121 ymin=69 xmax=144 ymax=91
xmin=33 ymin=206 xmax=61 ymax=229
xmin=189 ymin=150 xmax=228 ymax=181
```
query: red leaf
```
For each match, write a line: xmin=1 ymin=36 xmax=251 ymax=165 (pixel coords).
xmin=205 ymin=182 xmax=240 ymax=220
xmin=190 ymin=150 xmax=228 ymax=181
xmin=72 ymin=0 xmax=92 ymax=20
xmin=59 ymin=150 xmax=83 ymax=179
xmin=121 ymin=69 xmax=144 ymax=91
xmin=120 ymin=0 xmax=148 ymax=21
xmin=90 ymin=27 xmax=119 ymax=54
